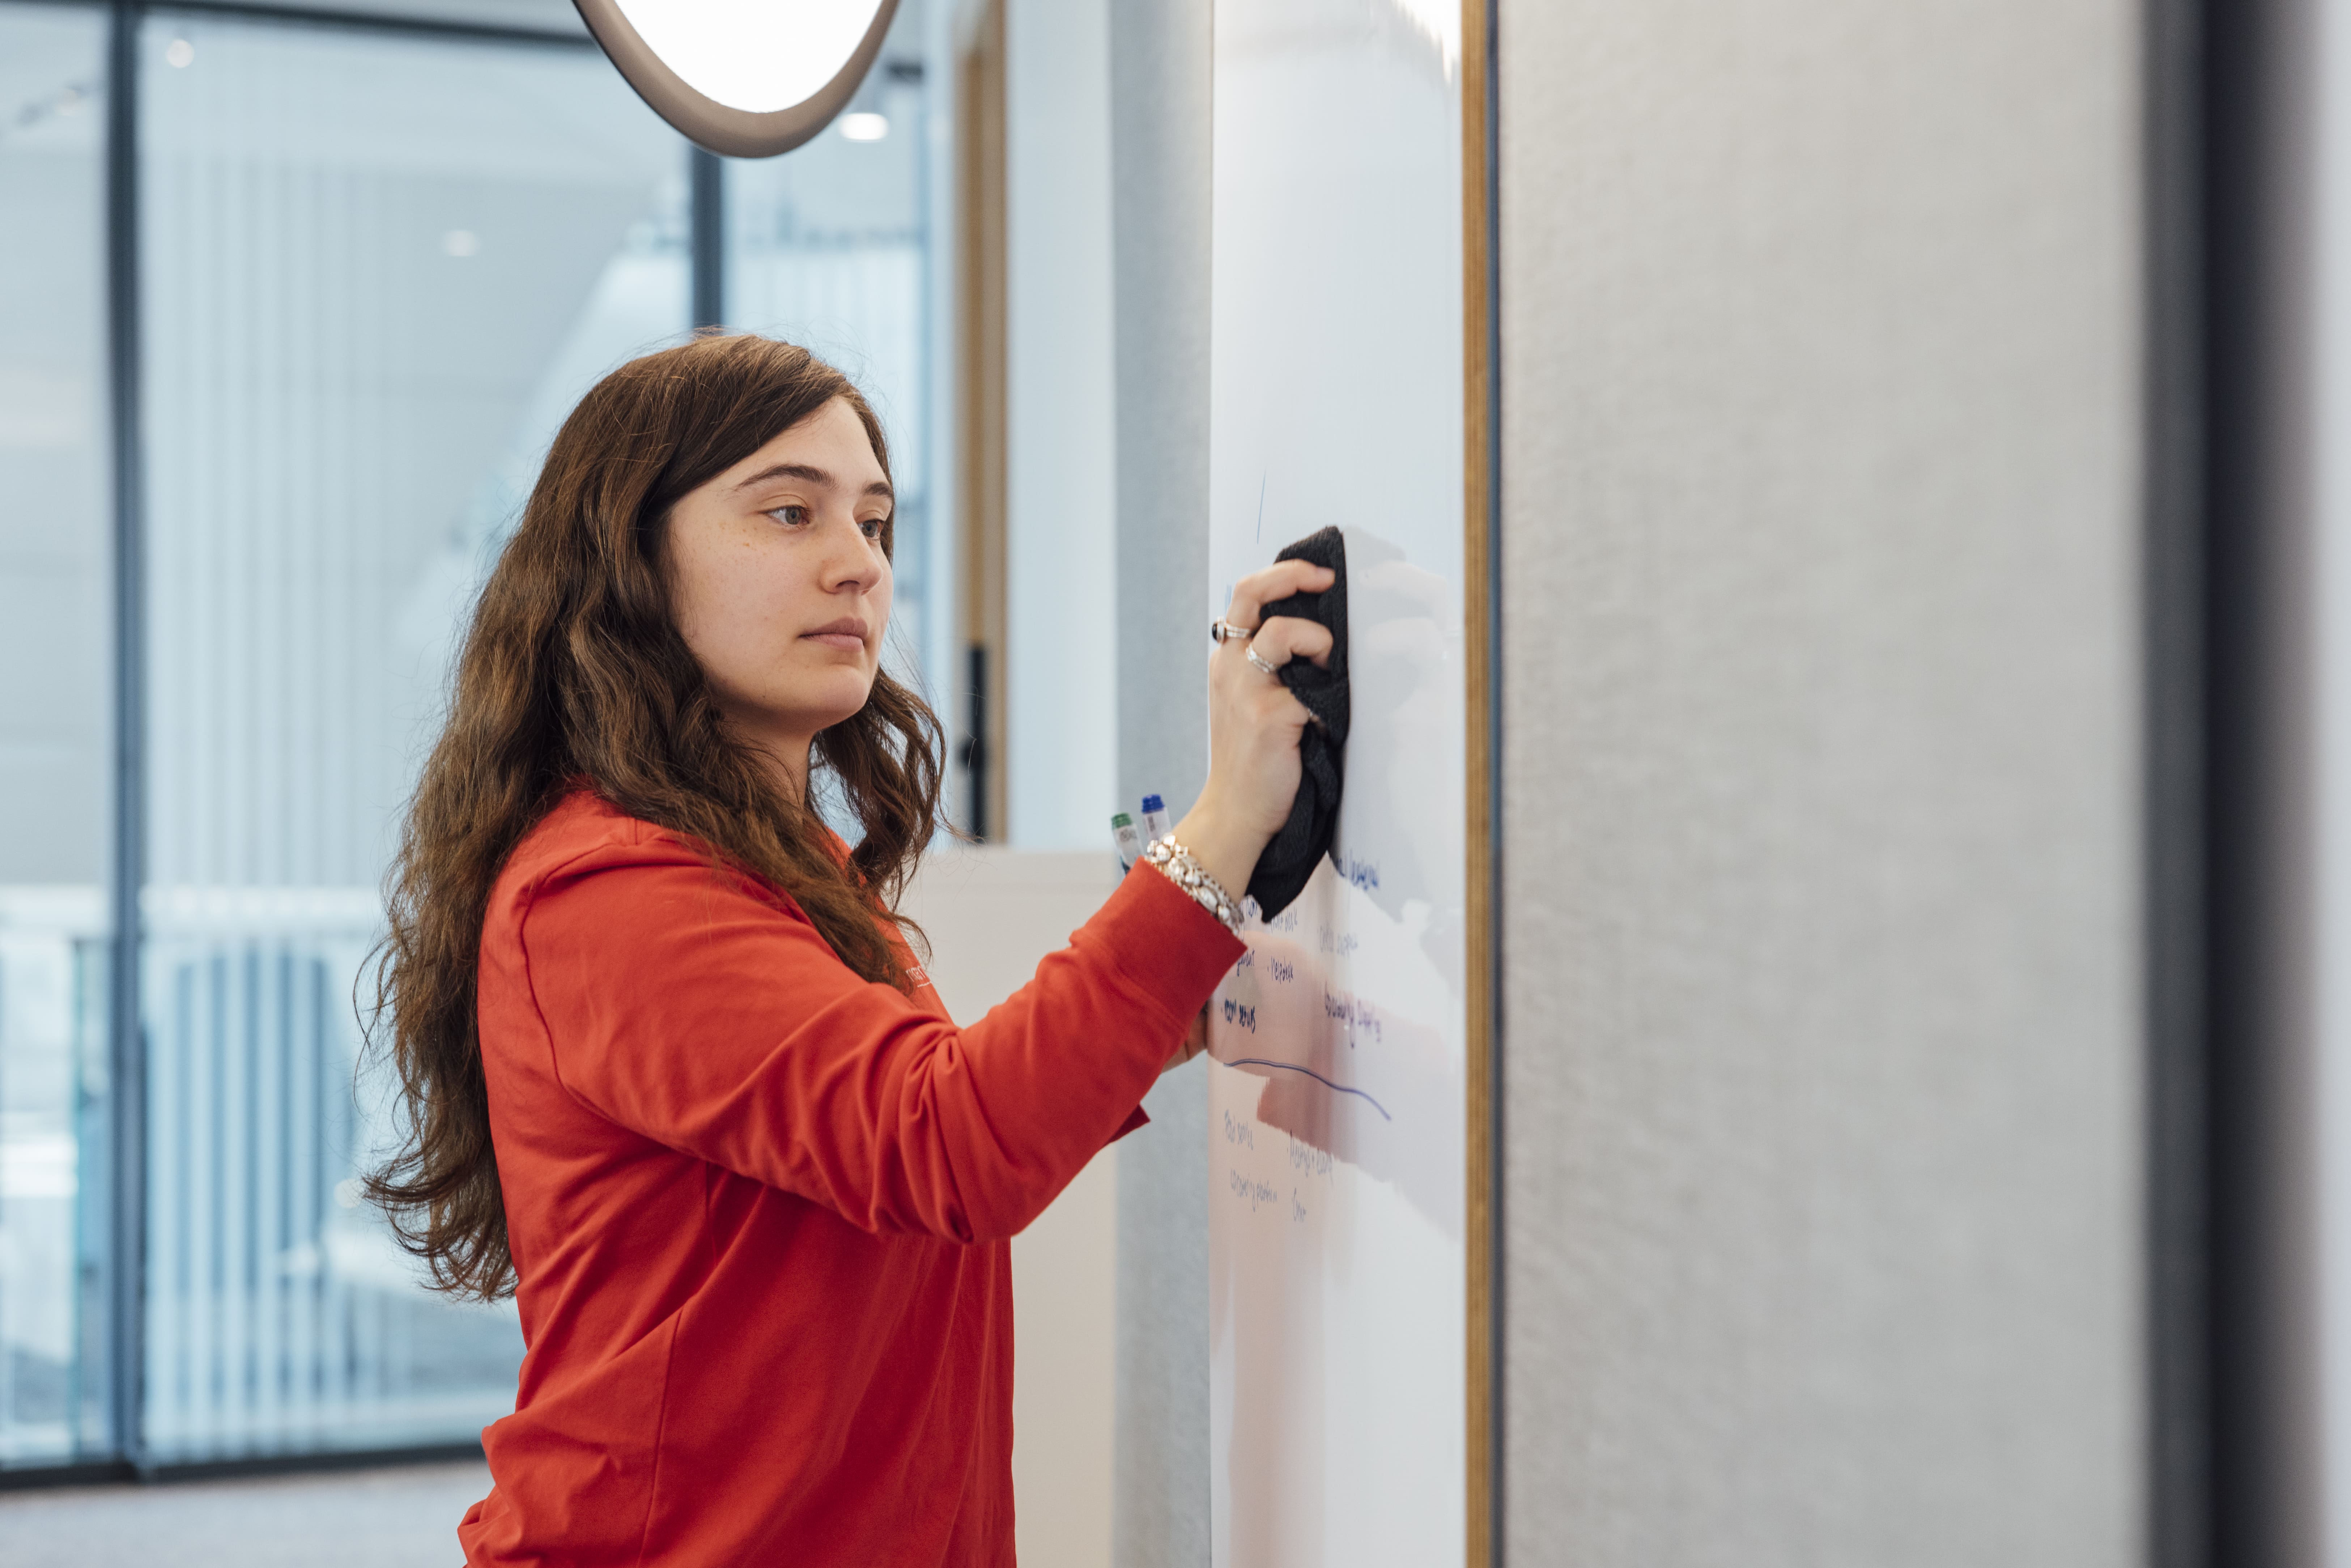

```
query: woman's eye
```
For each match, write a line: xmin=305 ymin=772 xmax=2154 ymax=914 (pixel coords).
xmin=765 ymin=504 xmax=812 ymax=526
xmin=860 ymin=517 xmax=886 ymax=541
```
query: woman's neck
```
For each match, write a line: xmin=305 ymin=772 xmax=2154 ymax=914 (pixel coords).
xmin=735 ymin=721 xmax=814 ymax=804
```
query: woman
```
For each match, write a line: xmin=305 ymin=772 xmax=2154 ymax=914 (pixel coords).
xmin=366 ymin=332 xmax=1332 ymax=1566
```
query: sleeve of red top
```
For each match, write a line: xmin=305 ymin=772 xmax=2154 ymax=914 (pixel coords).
xmin=514 ymin=833 xmax=1243 ymax=1244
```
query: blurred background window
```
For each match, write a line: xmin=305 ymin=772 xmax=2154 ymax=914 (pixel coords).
xmin=135 ymin=8 xmax=689 ymax=1465
xmin=0 ymin=0 xmax=114 ymax=1471
xmin=0 ymin=0 xmax=945 ymax=1475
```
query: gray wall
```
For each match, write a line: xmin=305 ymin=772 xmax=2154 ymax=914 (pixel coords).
xmin=1106 ymin=0 xmax=1212 ymax=1564
xmin=1497 ymin=2 xmax=2148 ymax=1563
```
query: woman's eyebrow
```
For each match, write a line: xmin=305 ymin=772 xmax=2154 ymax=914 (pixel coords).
xmin=732 ymin=461 xmax=833 ymax=494
xmin=731 ymin=463 xmax=894 ymax=503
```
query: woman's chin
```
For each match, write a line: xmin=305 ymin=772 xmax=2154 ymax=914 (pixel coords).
xmin=732 ymin=672 xmax=874 ymax=744
xmin=803 ymin=673 xmax=879 ymax=730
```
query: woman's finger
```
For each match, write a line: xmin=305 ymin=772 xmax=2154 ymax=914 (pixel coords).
xmin=1222 ymin=559 xmax=1335 ymax=633
xmin=1245 ymin=616 xmax=1334 ymax=672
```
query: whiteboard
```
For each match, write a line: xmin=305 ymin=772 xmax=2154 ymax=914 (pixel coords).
xmin=1204 ymin=3 xmax=1471 ymax=1565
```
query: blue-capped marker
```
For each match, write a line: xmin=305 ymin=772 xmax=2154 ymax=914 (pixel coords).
xmin=1141 ymin=793 xmax=1172 ymax=844
xmin=1112 ymin=813 xmax=1143 ymax=871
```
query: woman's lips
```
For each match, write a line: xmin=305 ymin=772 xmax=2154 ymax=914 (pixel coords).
xmin=801 ymin=618 xmax=868 ymax=652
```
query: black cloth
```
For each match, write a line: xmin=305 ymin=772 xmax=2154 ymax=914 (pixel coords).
xmin=1246 ymin=527 xmax=1349 ymax=919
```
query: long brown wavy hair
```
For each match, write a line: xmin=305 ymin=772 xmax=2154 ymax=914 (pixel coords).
xmin=364 ymin=332 xmax=944 ymax=1301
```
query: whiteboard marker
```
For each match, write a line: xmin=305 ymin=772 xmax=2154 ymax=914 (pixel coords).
xmin=1141 ymin=793 xmax=1172 ymax=844
xmin=1111 ymin=812 xmax=1143 ymax=871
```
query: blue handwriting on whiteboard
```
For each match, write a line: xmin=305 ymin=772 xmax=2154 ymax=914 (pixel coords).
xmin=1322 ymin=990 xmax=1384 ymax=1045
xmin=1225 ymin=1058 xmax=1393 ymax=1121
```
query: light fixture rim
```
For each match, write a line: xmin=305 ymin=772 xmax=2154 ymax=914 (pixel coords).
xmin=570 ymin=0 xmax=902 ymax=161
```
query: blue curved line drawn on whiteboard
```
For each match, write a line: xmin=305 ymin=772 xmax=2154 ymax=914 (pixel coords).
xmin=1224 ymin=1058 xmax=1393 ymax=1121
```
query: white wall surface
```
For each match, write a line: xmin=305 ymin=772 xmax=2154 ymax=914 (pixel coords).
xmin=1004 ymin=0 xmax=1120 ymax=849
xmin=896 ymin=847 xmax=1128 ymax=1568
xmin=1497 ymin=1 xmax=2147 ymax=1563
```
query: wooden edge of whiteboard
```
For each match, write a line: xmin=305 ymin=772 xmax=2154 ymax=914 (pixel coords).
xmin=1462 ymin=0 xmax=1499 ymax=1564
xmin=956 ymin=0 xmax=1009 ymax=839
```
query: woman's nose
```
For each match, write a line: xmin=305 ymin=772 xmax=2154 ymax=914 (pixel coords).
xmin=817 ymin=516 xmax=879 ymax=592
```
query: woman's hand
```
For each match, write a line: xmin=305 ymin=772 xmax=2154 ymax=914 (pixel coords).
xmin=1163 ymin=1002 xmax=1211 ymax=1074
xmin=1168 ymin=559 xmax=1336 ymax=897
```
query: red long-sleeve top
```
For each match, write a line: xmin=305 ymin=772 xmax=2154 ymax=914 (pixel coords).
xmin=456 ymin=791 xmax=1242 ymax=1567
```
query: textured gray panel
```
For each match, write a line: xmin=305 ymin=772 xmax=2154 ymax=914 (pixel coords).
xmin=1107 ymin=1 xmax=1213 ymax=1565
xmin=1110 ymin=0 xmax=1212 ymax=826
xmin=1496 ymin=3 xmax=2147 ymax=1564
xmin=1112 ymin=1069 xmax=1211 ymax=1568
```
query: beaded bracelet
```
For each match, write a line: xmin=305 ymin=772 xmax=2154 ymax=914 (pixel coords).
xmin=1142 ymin=837 xmax=1244 ymax=932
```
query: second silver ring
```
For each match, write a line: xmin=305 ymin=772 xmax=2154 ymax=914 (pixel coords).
xmin=1246 ymin=645 xmax=1283 ymax=680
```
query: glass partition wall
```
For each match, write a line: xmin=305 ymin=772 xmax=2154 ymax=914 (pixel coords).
xmin=136 ymin=9 xmax=689 ymax=1464
xmin=0 ymin=0 xmax=115 ymax=1469
xmin=0 ymin=0 xmax=941 ymax=1476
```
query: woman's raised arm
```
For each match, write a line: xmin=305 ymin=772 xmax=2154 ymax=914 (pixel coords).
xmin=502 ymin=826 xmax=1242 ymax=1245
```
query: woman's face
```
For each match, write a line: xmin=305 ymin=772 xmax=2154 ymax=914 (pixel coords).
xmin=667 ymin=396 xmax=894 ymax=768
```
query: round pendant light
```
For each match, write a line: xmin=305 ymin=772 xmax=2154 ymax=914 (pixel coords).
xmin=573 ymin=0 xmax=901 ymax=158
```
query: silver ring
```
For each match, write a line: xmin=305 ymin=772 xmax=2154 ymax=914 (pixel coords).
xmin=1211 ymin=617 xmax=1256 ymax=645
xmin=1246 ymin=646 xmax=1282 ymax=679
